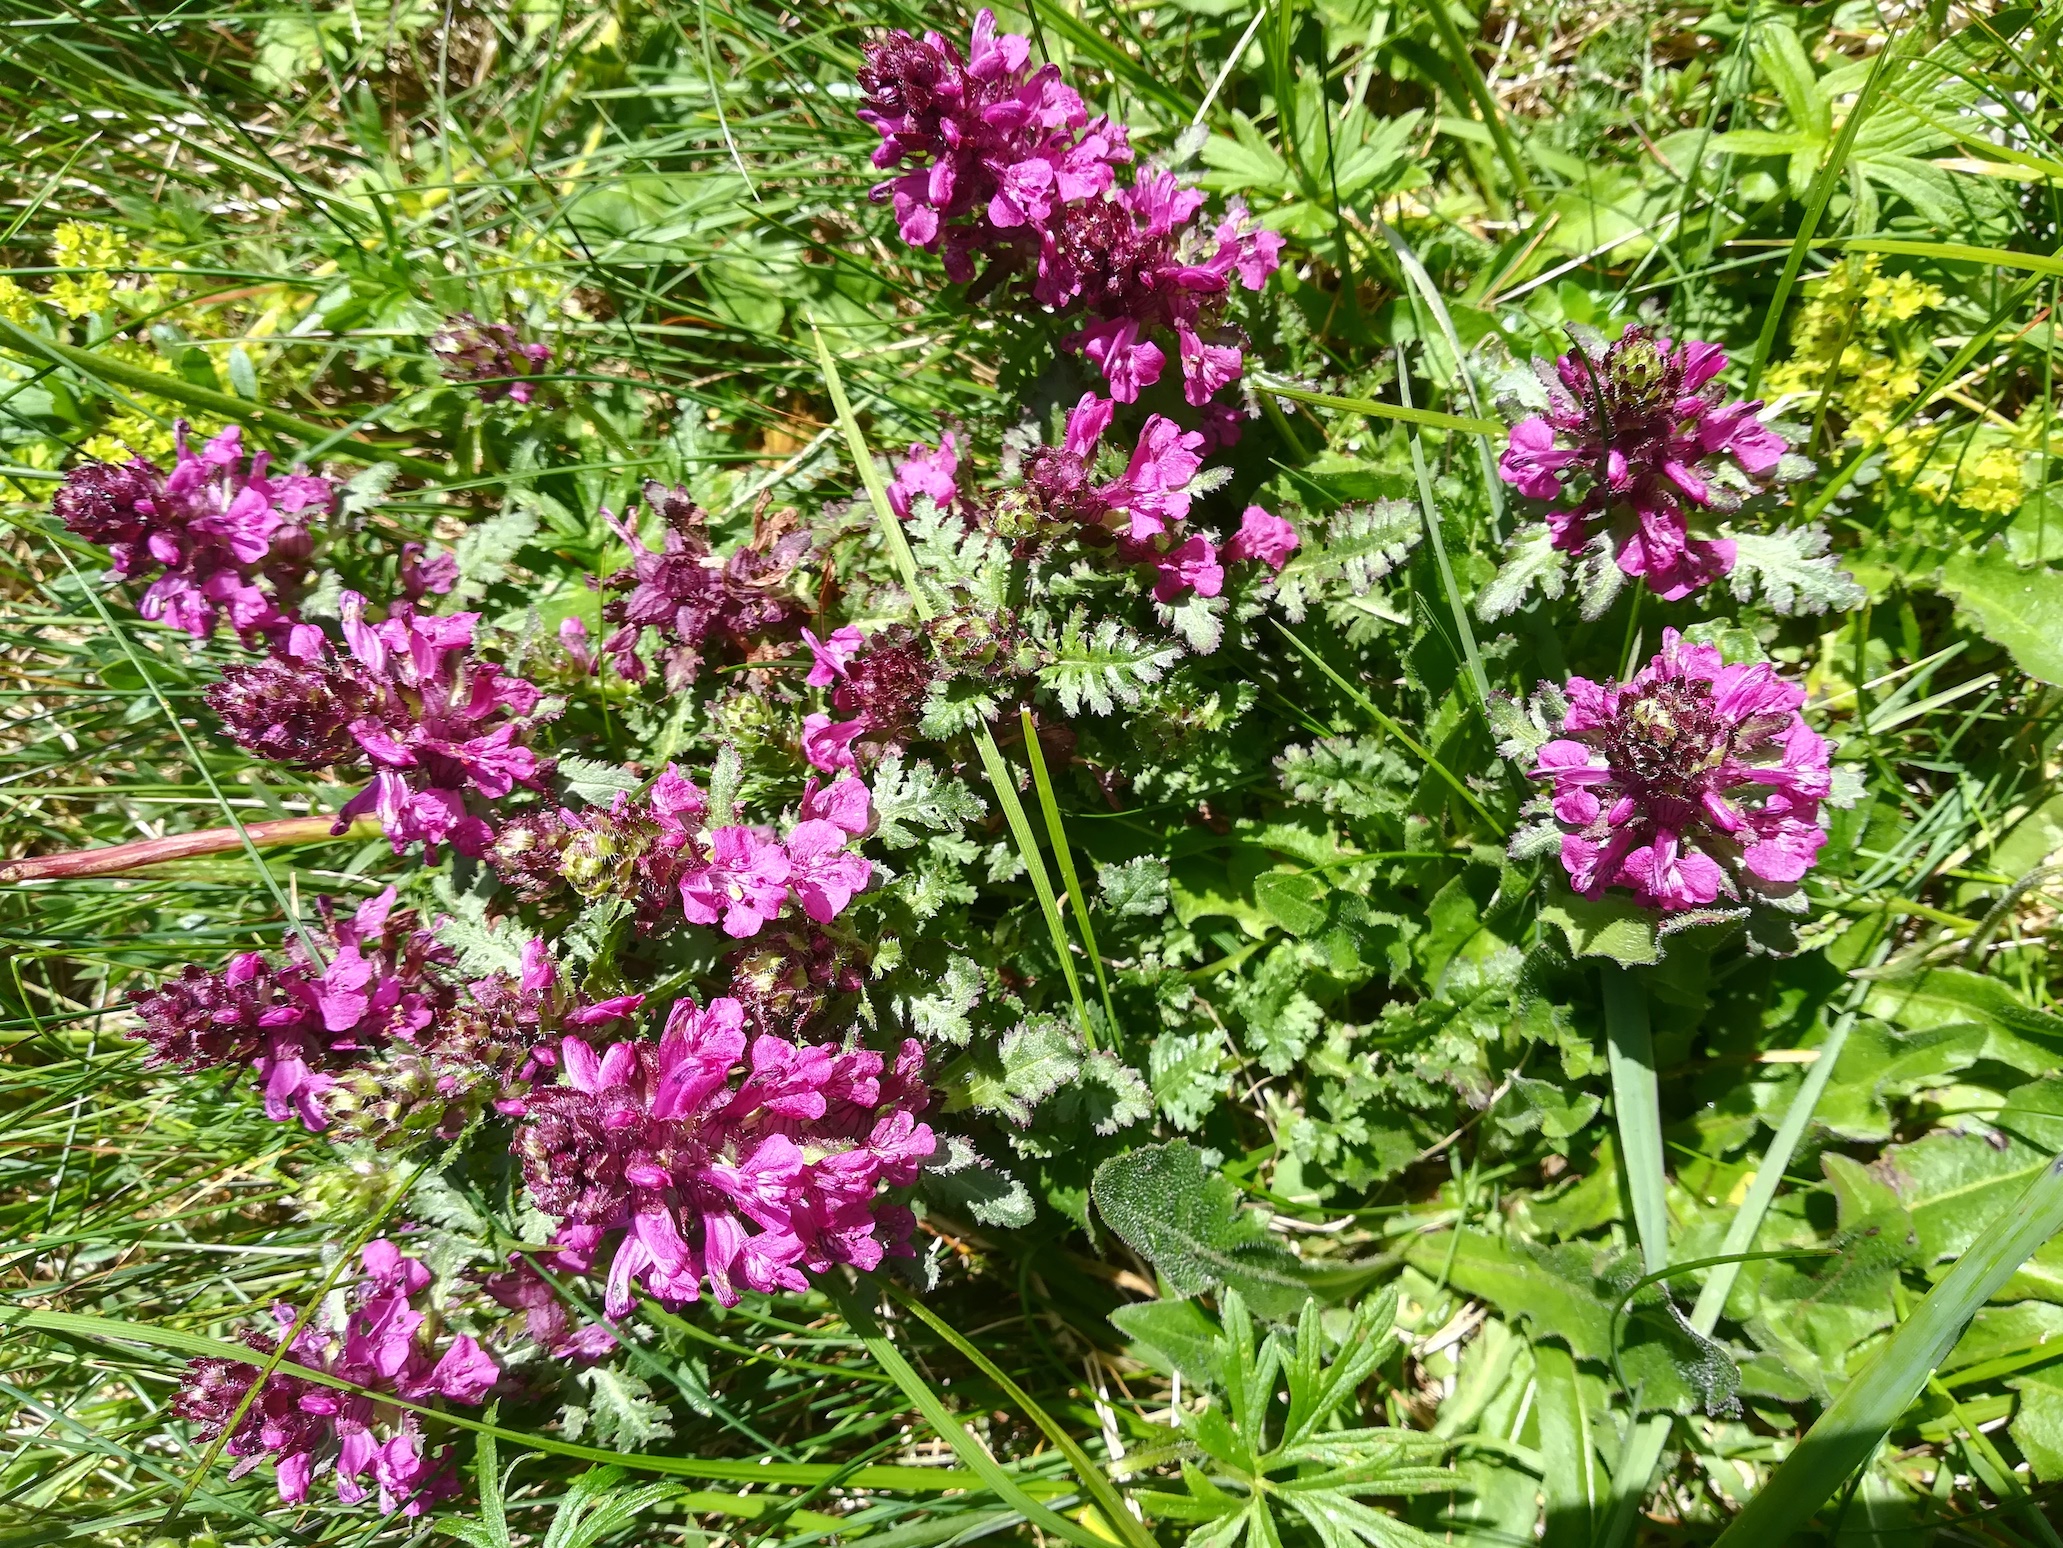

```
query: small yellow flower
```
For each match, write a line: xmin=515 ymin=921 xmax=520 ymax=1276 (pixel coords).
xmin=0 ymin=276 xmax=39 ymax=324
xmin=79 ymin=412 xmax=184 ymax=465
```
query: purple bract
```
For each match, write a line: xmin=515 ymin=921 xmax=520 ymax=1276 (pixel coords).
xmin=516 ymin=997 xmax=935 ymax=1313
xmin=1499 ymin=325 xmax=1790 ymax=601
xmin=1527 ymin=629 xmax=1832 ymax=913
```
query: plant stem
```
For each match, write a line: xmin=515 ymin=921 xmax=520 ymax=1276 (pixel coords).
xmin=1601 ymin=965 xmax=1669 ymax=1274
xmin=0 ymin=816 xmax=379 ymax=883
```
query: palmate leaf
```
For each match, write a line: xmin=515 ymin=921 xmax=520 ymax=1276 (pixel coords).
xmin=1136 ymin=1290 xmax=1450 ymax=1548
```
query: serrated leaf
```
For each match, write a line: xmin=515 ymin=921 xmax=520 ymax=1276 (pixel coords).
xmin=1092 ymin=1141 xmax=1309 ymax=1320
xmin=1254 ymin=872 xmax=1329 ymax=937
xmin=338 ymin=461 xmax=400 ymax=518
xmin=1037 ymin=610 xmax=1184 ymax=716
xmin=925 ymin=1137 xmax=1036 ymax=1228
xmin=907 ymin=957 xmax=983 ymax=1045
xmin=557 ymin=756 xmax=643 ymax=805
xmin=454 ymin=506 xmax=539 ymax=597
xmin=1273 ymin=500 xmax=1420 ymax=625
xmin=1725 ymin=525 xmax=1866 ymax=615
xmin=967 ymin=1016 xmax=1081 ymax=1126
xmin=1936 ymin=544 xmax=2063 ymax=685
xmin=1537 ymin=883 xmax=1660 ymax=966
xmin=1161 ymin=590 xmax=1226 ymax=654
xmin=870 ymin=756 xmax=986 ymax=849
xmin=1477 ymin=523 xmax=1567 ymax=620
xmin=1098 ymin=856 xmax=1170 ymax=919
xmin=561 ymin=1365 xmax=676 ymax=1453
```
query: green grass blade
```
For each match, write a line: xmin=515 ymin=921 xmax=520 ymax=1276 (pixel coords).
xmin=1600 ymin=966 xmax=1668 ymax=1276
xmin=883 ymin=1283 xmax=1155 ymax=1548
xmin=1018 ymin=706 xmax=1120 ymax=1044
xmin=826 ymin=1283 xmax=1110 ymax=1548
xmin=1833 ymin=236 xmax=2063 ymax=279
xmin=1420 ymin=0 xmax=1536 ymax=211
xmin=972 ymin=731 xmax=1097 ymax=1047
xmin=1374 ymin=216 xmax=1505 ymax=534
xmin=1393 ymin=344 xmax=1491 ymax=709
xmin=0 ymin=317 xmax=442 ymax=477
xmin=1713 ymin=1152 xmax=2063 ymax=1545
xmin=1742 ymin=34 xmax=1907 ymax=398
xmin=1253 ymin=375 xmax=1501 ymax=436
xmin=812 ymin=316 xmax=1093 ymax=1046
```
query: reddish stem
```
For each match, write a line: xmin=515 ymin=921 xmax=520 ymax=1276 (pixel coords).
xmin=0 ymin=816 xmax=379 ymax=883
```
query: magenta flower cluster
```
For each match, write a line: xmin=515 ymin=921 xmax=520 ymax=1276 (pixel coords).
xmin=600 ymin=482 xmax=815 ymax=688
xmin=1009 ymin=393 xmax=1300 ymax=602
xmin=1527 ymin=628 xmax=1833 ymax=913
xmin=1499 ymin=326 xmax=1790 ymax=601
xmin=860 ymin=10 xmax=1283 ymax=408
xmin=171 ymin=1239 xmax=497 ymax=1515
xmin=430 ymin=312 xmax=552 ymax=404
xmin=491 ymin=766 xmax=875 ymax=939
xmin=800 ymin=622 xmax=935 ymax=773
xmin=130 ymin=888 xmax=639 ymax=1132
xmin=52 ymin=423 xmax=334 ymax=641
xmin=208 ymin=592 xmax=547 ymax=858
xmin=517 ymin=996 xmax=935 ymax=1314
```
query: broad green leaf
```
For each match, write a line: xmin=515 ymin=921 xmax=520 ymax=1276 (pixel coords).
xmin=1863 ymin=966 xmax=2063 ymax=1072
xmin=1937 ymin=545 xmax=2063 ymax=686
xmin=1537 ymin=885 xmax=1661 ymax=967
xmin=1092 ymin=1141 xmax=1310 ymax=1321
xmin=1254 ymin=871 xmax=1330 ymax=937
xmin=1109 ymin=1299 xmax=1226 ymax=1389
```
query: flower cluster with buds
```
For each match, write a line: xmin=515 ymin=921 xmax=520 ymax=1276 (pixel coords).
xmin=429 ymin=313 xmax=552 ymax=404
xmin=1524 ymin=629 xmax=1833 ymax=914
xmin=52 ymin=423 xmax=333 ymax=641
xmin=857 ymin=12 xmax=1130 ymax=284
xmin=170 ymin=1240 xmax=498 ymax=1515
xmin=131 ymin=889 xmax=637 ymax=1133
xmin=600 ymin=482 xmax=815 ymax=689
xmin=208 ymin=593 xmax=546 ymax=858
xmin=1003 ymin=393 xmax=1298 ymax=601
xmin=1500 ymin=326 xmax=1793 ymax=601
xmin=800 ymin=624 xmax=937 ymax=773
xmin=516 ymin=997 xmax=935 ymax=1313
xmin=860 ymin=11 xmax=1281 ymax=408
xmin=492 ymin=768 xmax=876 ymax=939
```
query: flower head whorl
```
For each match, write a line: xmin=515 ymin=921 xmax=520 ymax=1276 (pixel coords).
xmin=1525 ymin=629 xmax=1832 ymax=914
xmin=516 ymin=1000 xmax=934 ymax=1313
xmin=52 ymin=423 xmax=334 ymax=641
xmin=1499 ymin=326 xmax=1792 ymax=601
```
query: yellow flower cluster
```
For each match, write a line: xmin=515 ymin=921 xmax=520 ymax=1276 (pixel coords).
xmin=1769 ymin=254 xmax=2027 ymax=515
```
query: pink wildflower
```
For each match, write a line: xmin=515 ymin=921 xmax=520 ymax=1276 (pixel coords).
xmin=52 ymin=423 xmax=333 ymax=642
xmin=802 ymin=712 xmax=866 ymax=773
xmin=1525 ymin=629 xmax=1832 ymax=913
xmin=1223 ymin=505 xmax=1299 ymax=571
xmin=169 ymin=1239 xmax=495 ymax=1514
xmin=681 ymin=826 xmax=792 ymax=937
xmin=210 ymin=591 xmax=545 ymax=859
xmin=1499 ymin=326 xmax=1791 ymax=601
xmin=784 ymin=820 xmax=874 ymax=923
xmin=803 ymin=624 xmax=865 ymax=687
xmin=886 ymin=434 xmax=961 ymax=519
xmin=516 ymin=1000 xmax=935 ymax=1313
